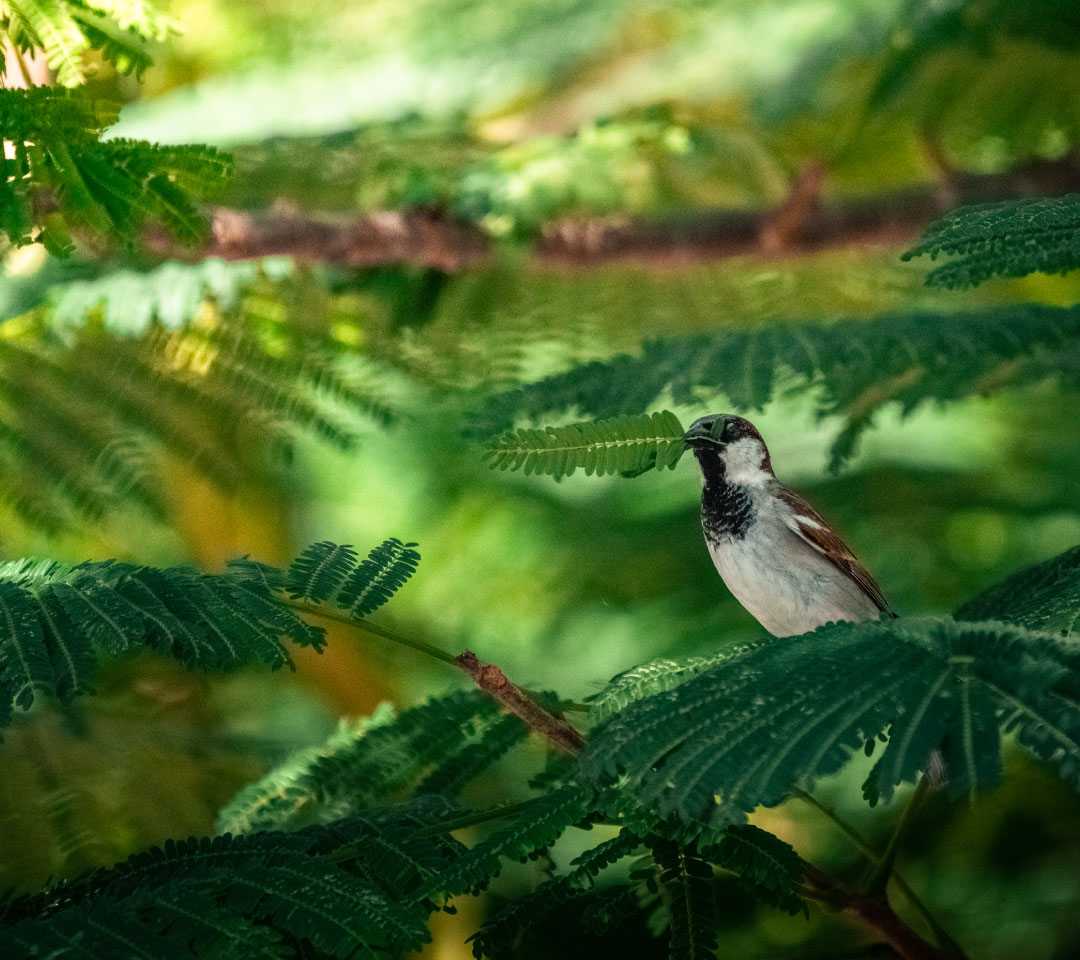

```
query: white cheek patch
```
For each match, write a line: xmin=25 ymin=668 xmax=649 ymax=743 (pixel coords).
xmin=721 ymin=438 xmax=768 ymax=484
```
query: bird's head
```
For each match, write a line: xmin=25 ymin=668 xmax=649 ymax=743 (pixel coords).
xmin=685 ymin=414 xmax=773 ymax=483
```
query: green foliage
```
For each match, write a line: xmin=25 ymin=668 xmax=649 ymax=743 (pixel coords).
xmin=0 ymin=553 xmax=329 ymax=724
xmin=0 ymin=537 xmax=423 ymax=729
xmin=648 ymin=837 xmax=718 ymax=960
xmin=588 ymin=649 xmax=762 ymax=722
xmin=216 ymin=710 xmax=396 ymax=835
xmin=456 ymin=119 xmax=692 ymax=237
xmin=483 ymin=411 xmax=687 ymax=480
xmin=706 ymin=824 xmax=805 ymax=916
xmin=219 ymin=691 xmax=501 ymax=833
xmin=903 ymin=195 xmax=1080 ymax=288
xmin=0 ymin=87 xmax=229 ymax=252
xmin=583 ymin=615 xmax=1080 ymax=823
xmin=473 ymin=303 xmax=1080 ymax=467
xmin=285 ymin=538 xmax=421 ymax=616
xmin=868 ymin=0 xmax=1080 ymax=111
xmin=0 ymin=823 xmax=434 ymax=959
xmin=2 ymin=0 xmax=175 ymax=86
xmin=0 ymin=313 xmax=391 ymax=529
xmin=468 ymin=830 xmax=643 ymax=958
xmin=432 ymin=784 xmax=594 ymax=897
xmin=955 ymin=544 xmax=1080 ymax=634
xmin=43 ymin=257 xmax=287 ymax=332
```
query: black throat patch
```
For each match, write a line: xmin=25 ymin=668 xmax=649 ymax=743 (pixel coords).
xmin=694 ymin=448 xmax=752 ymax=541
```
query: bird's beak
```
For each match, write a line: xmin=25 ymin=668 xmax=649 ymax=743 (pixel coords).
xmin=684 ymin=422 xmax=724 ymax=447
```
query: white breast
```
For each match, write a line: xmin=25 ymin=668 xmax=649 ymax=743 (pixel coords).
xmin=706 ymin=498 xmax=881 ymax=637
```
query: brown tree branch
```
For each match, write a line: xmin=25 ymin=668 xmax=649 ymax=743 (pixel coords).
xmin=453 ymin=649 xmax=585 ymax=754
xmin=155 ymin=152 xmax=1080 ymax=271
xmin=801 ymin=864 xmax=958 ymax=960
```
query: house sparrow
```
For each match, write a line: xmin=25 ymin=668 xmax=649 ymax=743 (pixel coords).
xmin=685 ymin=414 xmax=893 ymax=636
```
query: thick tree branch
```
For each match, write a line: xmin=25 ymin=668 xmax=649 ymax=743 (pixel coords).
xmin=159 ymin=152 xmax=1080 ymax=271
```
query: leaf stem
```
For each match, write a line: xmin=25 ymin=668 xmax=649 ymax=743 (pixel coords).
xmin=284 ymin=600 xmax=459 ymax=665
xmin=867 ymin=777 xmax=931 ymax=896
xmin=416 ymin=799 xmax=542 ymax=837
xmin=795 ymin=791 xmax=965 ymax=958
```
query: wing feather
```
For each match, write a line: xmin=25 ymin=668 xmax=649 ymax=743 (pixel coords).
xmin=776 ymin=486 xmax=893 ymax=616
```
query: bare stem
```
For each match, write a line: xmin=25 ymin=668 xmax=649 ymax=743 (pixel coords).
xmin=284 ymin=600 xmax=459 ymax=665
xmin=867 ymin=778 xmax=932 ymax=896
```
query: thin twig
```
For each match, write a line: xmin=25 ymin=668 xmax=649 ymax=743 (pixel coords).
xmin=285 ymin=601 xmax=586 ymax=753
xmin=867 ymin=778 xmax=932 ymax=896
xmin=284 ymin=600 xmax=459 ymax=665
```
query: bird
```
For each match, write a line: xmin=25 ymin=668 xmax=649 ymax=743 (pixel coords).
xmin=684 ymin=413 xmax=893 ymax=637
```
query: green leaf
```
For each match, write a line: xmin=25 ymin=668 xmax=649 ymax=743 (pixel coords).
xmin=468 ymin=830 xmax=643 ymax=958
xmin=648 ymin=837 xmax=718 ymax=960
xmin=903 ymin=195 xmax=1080 ymax=288
xmin=706 ymin=824 xmax=804 ymax=916
xmin=287 ymin=541 xmax=360 ymax=603
xmin=483 ymin=411 xmax=687 ymax=479
xmin=336 ymin=538 xmax=421 ymax=617
xmin=0 ymin=580 xmax=52 ymax=710
xmin=955 ymin=544 xmax=1080 ymax=635
xmin=584 ymin=618 xmax=1080 ymax=825
xmin=430 ymin=784 xmax=593 ymax=897
xmin=0 ymin=87 xmax=230 ymax=250
xmin=7 ymin=0 xmax=89 ymax=87
xmin=471 ymin=304 xmax=1080 ymax=468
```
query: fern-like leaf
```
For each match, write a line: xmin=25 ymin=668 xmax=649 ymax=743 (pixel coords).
xmin=0 ymin=87 xmax=229 ymax=250
xmin=705 ymin=824 xmax=805 ymax=916
xmin=217 ymin=709 xmax=396 ymax=835
xmin=0 ymin=579 xmax=53 ymax=710
xmin=589 ymin=646 xmax=764 ymax=722
xmin=2 ymin=827 xmax=431 ymax=959
xmin=955 ymin=545 xmax=1080 ymax=635
xmin=470 ymin=304 xmax=1080 ymax=467
xmin=336 ymin=538 xmax=422 ymax=617
xmin=0 ymin=552 xmax=340 ymax=726
xmin=649 ymin=837 xmax=718 ymax=960
xmin=429 ymin=783 xmax=594 ymax=897
xmin=903 ymin=195 xmax=1080 ymax=288
xmin=7 ymin=0 xmax=89 ymax=87
xmin=584 ymin=616 xmax=1080 ymax=823
xmin=225 ymin=692 xmax=500 ymax=832
xmin=416 ymin=713 xmax=528 ymax=798
xmin=483 ymin=411 xmax=686 ymax=479
xmin=287 ymin=541 xmax=360 ymax=603
xmin=469 ymin=830 xmax=643 ymax=958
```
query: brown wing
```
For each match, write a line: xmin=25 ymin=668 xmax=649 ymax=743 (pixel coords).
xmin=775 ymin=486 xmax=893 ymax=615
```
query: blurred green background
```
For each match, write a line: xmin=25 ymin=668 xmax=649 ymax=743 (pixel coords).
xmin=3 ymin=0 xmax=1080 ymax=956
